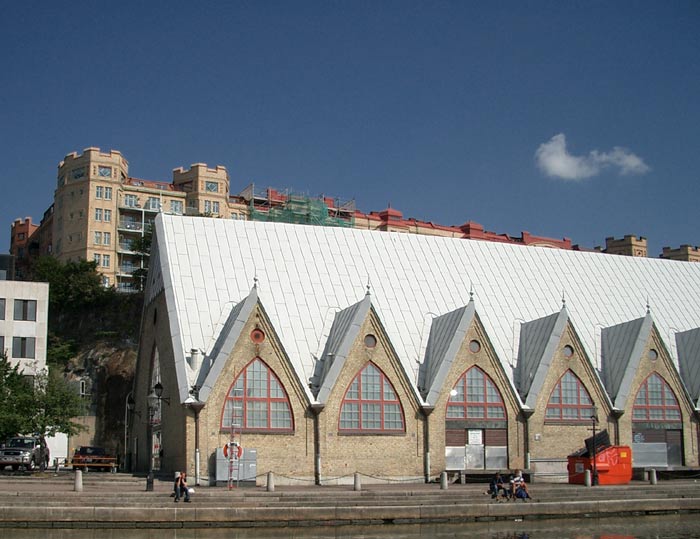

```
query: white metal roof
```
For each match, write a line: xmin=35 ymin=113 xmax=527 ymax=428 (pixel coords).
xmin=153 ymin=214 xmax=700 ymax=403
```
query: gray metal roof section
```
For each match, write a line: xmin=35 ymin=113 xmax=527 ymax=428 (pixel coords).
xmin=150 ymin=214 xmax=700 ymax=405
xmin=515 ymin=307 xmax=568 ymax=407
xmin=310 ymin=293 xmax=371 ymax=404
xmin=418 ymin=301 xmax=475 ymax=405
xmin=197 ymin=287 xmax=258 ymax=402
xmin=601 ymin=314 xmax=652 ymax=410
xmin=676 ymin=328 xmax=700 ymax=408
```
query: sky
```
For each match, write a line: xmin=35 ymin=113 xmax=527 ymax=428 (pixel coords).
xmin=1 ymin=1 xmax=698 ymax=256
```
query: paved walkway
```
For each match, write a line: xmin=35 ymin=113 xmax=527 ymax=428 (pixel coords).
xmin=1 ymin=471 xmax=700 ymax=529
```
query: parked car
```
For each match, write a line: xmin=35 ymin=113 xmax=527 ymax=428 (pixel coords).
xmin=71 ymin=446 xmax=116 ymax=472
xmin=0 ymin=436 xmax=49 ymax=471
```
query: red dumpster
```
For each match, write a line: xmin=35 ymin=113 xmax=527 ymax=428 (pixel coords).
xmin=567 ymin=445 xmax=632 ymax=485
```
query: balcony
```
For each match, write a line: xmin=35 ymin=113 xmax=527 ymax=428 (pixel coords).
xmin=117 ymin=220 xmax=142 ymax=232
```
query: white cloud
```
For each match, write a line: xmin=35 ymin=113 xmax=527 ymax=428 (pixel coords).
xmin=535 ymin=133 xmax=650 ymax=181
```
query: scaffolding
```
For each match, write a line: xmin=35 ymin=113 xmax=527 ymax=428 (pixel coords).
xmin=243 ymin=185 xmax=355 ymax=228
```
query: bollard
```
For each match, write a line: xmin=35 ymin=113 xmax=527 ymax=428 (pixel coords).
xmin=584 ymin=469 xmax=591 ymax=487
xmin=440 ymin=471 xmax=448 ymax=490
xmin=74 ymin=469 xmax=83 ymax=492
xmin=649 ymin=469 xmax=657 ymax=485
xmin=354 ymin=472 xmax=361 ymax=492
xmin=266 ymin=471 xmax=275 ymax=492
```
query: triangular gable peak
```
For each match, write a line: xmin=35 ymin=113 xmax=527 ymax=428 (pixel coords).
xmin=310 ymin=293 xmax=371 ymax=404
xmin=197 ymin=287 xmax=259 ymax=402
xmin=515 ymin=307 xmax=567 ymax=407
xmin=418 ymin=301 xmax=475 ymax=405
xmin=676 ymin=327 xmax=700 ymax=409
xmin=601 ymin=314 xmax=651 ymax=410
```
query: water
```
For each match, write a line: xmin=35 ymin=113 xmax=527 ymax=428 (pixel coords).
xmin=1 ymin=514 xmax=699 ymax=538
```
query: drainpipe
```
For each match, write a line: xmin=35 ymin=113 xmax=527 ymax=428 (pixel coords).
xmin=521 ymin=409 xmax=534 ymax=470
xmin=610 ymin=409 xmax=624 ymax=446
xmin=310 ymin=404 xmax=324 ymax=485
xmin=422 ymin=405 xmax=435 ymax=483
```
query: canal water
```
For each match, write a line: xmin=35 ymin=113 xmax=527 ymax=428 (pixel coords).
xmin=1 ymin=514 xmax=699 ymax=538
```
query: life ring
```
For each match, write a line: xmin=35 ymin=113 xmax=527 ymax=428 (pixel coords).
xmin=223 ymin=443 xmax=243 ymax=459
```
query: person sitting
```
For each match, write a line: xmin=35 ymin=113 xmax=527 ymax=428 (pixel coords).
xmin=488 ymin=472 xmax=509 ymax=500
xmin=509 ymin=470 xmax=531 ymax=501
xmin=174 ymin=471 xmax=191 ymax=503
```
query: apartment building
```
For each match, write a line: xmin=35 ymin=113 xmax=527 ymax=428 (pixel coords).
xmin=10 ymin=147 xmax=697 ymax=292
xmin=0 ymin=280 xmax=49 ymax=376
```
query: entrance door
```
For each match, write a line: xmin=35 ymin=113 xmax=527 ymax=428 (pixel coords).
xmin=465 ymin=429 xmax=485 ymax=469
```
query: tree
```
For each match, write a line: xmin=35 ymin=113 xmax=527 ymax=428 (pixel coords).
xmin=0 ymin=353 xmax=84 ymax=441
xmin=0 ymin=353 xmax=35 ymax=441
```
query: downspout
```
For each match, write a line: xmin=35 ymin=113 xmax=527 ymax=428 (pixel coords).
xmin=521 ymin=409 xmax=534 ymax=470
xmin=610 ymin=409 xmax=624 ymax=446
xmin=311 ymin=404 xmax=324 ymax=485
xmin=422 ymin=405 xmax=435 ymax=483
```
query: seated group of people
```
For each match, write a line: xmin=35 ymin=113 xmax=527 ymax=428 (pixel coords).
xmin=488 ymin=470 xmax=531 ymax=500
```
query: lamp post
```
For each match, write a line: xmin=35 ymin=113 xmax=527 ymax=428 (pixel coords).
xmin=124 ymin=392 xmax=138 ymax=472
xmin=146 ymin=383 xmax=169 ymax=492
xmin=591 ymin=406 xmax=599 ymax=486
xmin=187 ymin=385 xmax=205 ymax=486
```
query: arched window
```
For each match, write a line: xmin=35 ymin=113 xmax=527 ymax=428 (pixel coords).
xmin=546 ymin=370 xmax=594 ymax=421
xmin=339 ymin=363 xmax=405 ymax=432
xmin=221 ymin=358 xmax=293 ymax=431
xmin=447 ymin=366 xmax=506 ymax=419
xmin=633 ymin=373 xmax=681 ymax=421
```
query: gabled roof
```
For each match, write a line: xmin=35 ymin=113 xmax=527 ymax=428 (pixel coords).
xmin=601 ymin=314 xmax=653 ymax=410
xmin=150 ymin=214 xmax=700 ymax=404
xmin=310 ymin=293 xmax=371 ymax=404
xmin=676 ymin=327 xmax=700 ymax=408
xmin=418 ymin=301 xmax=475 ymax=405
xmin=196 ymin=287 xmax=258 ymax=402
xmin=515 ymin=307 xmax=568 ymax=407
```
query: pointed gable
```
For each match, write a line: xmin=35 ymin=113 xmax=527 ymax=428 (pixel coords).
xmin=197 ymin=287 xmax=259 ymax=402
xmin=310 ymin=293 xmax=371 ymax=404
xmin=601 ymin=314 xmax=652 ymax=410
xmin=676 ymin=327 xmax=700 ymax=408
xmin=516 ymin=307 xmax=568 ymax=407
xmin=418 ymin=301 xmax=475 ymax=405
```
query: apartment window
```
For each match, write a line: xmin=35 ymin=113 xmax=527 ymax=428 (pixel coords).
xmin=102 ymin=254 xmax=110 ymax=268
xmin=0 ymin=298 xmax=5 ymax=320
xmin=103 ymin=232 xmax=111 ymax=246
xmin=147 ymin=197 xmax=160 ymax=210
xmin=102 ymin=276 xmax=110 ymax=287
xmin=96 ymin=186 xmax=104 ymax=199
xmin=12 ymin=337 xmax=35 ymax=359
xmin=17 ymin=233 xmax=26 ymax=240
xmin=222 ymin=358 xmax=293 ymax=431
xmin=94 ymin=231 xmax=102 ymax=245
xmin=104 ymin=209 xmax=112 ymax=222
xmin=0 ymin=336 xmax=4 ymax=353
xmin=13 ymin=299 xmax=37 ymax=321
xmin=124 ymin=194 xmax=138 ymax=208
xmin=104 ymin=187 xmax=113 ymax=200
xmin=204 ymin=200 xmax=220 ymax=214
xmin=170 ymin=200 xmax=183 ymax=214
xmin=95 ymin=208 xmax=103 ymax=221
xmin=94 ymin=254 xmax=101 ymax=265
xmin=339 ymin=362 xmax=405 ymax=432
xmin=447 ymin=366 xmax=506 ymax=420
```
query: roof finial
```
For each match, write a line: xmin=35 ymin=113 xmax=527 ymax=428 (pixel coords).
xmin=646 ymin=296 xmax=650 ymax=314
xmin=562 ymin=289 xmax=566 ymax=308
xmin=253 ymin=275 xmax=258 ymax=289
xmin=366 ymin=276 xmax=371 ymax=296
xmin=469 ymin=283 xmax=474 ymax=301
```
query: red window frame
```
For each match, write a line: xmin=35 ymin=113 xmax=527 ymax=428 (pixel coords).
xmin=545 ymin=370 xmax=594 ymax=422
xmin=632 ymin=373 xmax=681 ymax=422
xmin=338 ymin=362 xmax=405 ymax=433
xmin=447 ymin=366 xmax=506 ymax=420
xmin=221 ymin=357 xmax=294 ymax=432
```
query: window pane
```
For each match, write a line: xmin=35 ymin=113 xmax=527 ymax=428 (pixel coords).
xmin=361 ymin=403 xmax=381 ymax=429
xmin=340 ymin=402 xmax=359 ymax=429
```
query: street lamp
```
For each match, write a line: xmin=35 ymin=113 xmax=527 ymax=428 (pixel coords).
xmin=146 ymin=383 xmax=169 ymax=491
xmin=591 ymin=406 xmax=599 ymax=486
xmin=186 ymin=385 xmax=205 ymax=486
xmin=124 ymin=392 xmax=139 ymax=472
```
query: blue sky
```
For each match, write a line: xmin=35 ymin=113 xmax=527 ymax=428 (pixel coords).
xmin=1 ymin=1 xmax=698 ymax=255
